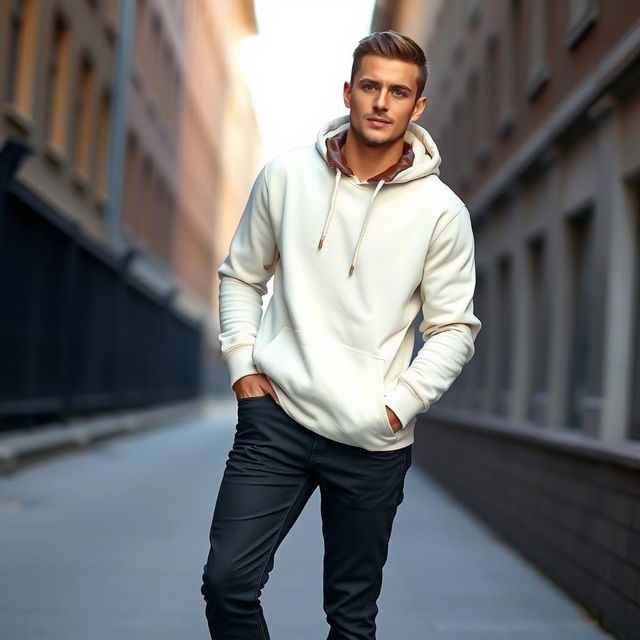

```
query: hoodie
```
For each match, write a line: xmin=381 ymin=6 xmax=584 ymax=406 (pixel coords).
xmin=217 ymin=114 xmax=482 ymax=452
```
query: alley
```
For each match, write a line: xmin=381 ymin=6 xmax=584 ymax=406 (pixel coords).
xmin=0 ymin=400 xmax=614 ymax=639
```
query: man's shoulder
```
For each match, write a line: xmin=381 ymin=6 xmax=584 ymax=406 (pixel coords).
xmin=265 ymin=145 xmax=320 ymax=177
xmin=408 ymin=173 xmax=467 ymax=215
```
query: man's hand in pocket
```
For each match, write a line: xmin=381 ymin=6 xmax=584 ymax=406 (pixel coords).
xmin=233 ymin=373 xmax=280 ymax=404
xmin=385 ymin=405 xmax=402 ymax=433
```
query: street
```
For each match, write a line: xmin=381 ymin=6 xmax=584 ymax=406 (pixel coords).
xmin=0 ymin=399 xmax=614 ymax=639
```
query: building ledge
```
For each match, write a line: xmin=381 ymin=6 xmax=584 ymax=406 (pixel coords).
xmin=566 ymin=3 xmax=599 ymax=50
xmin=2 ymin=102 xmax=35 ymax=137
xmin=527 ymin=65 xmax=550 ymax=102
xmin=43 ymin=140 xmax=68 ymax=169
xmin=424 ymin=406 xmax=640 ymax=470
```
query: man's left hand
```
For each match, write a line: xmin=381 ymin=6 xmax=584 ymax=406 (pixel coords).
xmin=385 ymin=405 xmax=402 ymax=433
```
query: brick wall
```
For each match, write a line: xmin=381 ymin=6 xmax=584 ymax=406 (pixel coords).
xmin=414 ymin=407 xmax=640 ymax=639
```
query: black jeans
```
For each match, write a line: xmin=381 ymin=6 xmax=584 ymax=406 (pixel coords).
xmin=200 ymin=394 xmax=412 ymax=639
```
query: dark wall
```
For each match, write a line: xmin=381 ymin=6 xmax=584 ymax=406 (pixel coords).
xmin=0 ymin=170 xmax=202 ymax=431
xmin=414 ymin=408 xmax=640 ymax=640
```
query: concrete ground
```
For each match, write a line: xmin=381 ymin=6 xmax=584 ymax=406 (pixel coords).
xmin=0 ymin=397 xmax=615 ymax=639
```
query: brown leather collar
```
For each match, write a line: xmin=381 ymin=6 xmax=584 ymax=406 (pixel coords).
xmin=325 ymin=128 xmax=415 ymax=182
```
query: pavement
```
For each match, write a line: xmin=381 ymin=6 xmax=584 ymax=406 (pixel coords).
xmin=0 ymin=396 xmax=616 ymax=639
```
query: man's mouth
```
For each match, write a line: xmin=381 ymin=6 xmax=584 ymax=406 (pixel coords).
xmin=367 ymin=117 xmax=391 ymax=126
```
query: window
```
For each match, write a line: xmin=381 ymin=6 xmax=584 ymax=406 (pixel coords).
xmin=468 ymin=71 xmax=479 ymax=167
xmin=6 ymin=0 xmax=37 ymax=116
xmin=148 ymin=172 xmax=160 ymax=254
xmin=45 ymin=11 xmax=71 ymax=154
xmin=471 ymin=270 xmax=488 ymax=410
xmin=460 ymin=78 xmax=474 ymax=188
xmin=508 ymin=0 xmax=521 ymax=102
xmin=139 ymin=155 xmax=152 ymax=238
xmin=123 ymin=133 xmax=140 ymax=231
xmin=160 ymin=185 xmax=175 ymax=263
xmin=479 ymin=36 xmax=499 ymax=161
xmin=95 ymin=90 xmax=111 ymax=198
xmin=495 ymin=255 xmax=514 ymax=416
xmin=566 ymin=210 xmax=594 ymax=430
xmin=527 ymin=0 xmax=550 ymax=100
xmin=528 ymin=236 xmax=549 ymax=422
xmin=566 ymin=0 xmax=598 ymax=49
xmin=5 ymin=0 xmax=24 ymax=103
xmin=451 ymin=102 xmax=463 ymax=188
xmin=72 ymin=54 xmax=95 ymax=177
xmin=133 ymin=0 xmax=146 ymax=70
xmin=149 ymin=12 xmax=162 ymax=101
xmin=630 ymin=187 xmax=640 ymax=439
xmin=499 ymin=0 xmax=521 ymax=136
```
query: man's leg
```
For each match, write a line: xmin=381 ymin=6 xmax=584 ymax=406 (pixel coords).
xmin=318 ymin=442 xmax=412 ymax=640
xmin=200 ymin=395 xmax=319 ymax=639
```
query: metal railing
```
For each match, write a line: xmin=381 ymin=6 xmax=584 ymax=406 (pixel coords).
xmin=0 ymin=138 xmax=203 ymax=431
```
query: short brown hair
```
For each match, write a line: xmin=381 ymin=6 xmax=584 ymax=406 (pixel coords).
xmin=350 ymin=31 xmax=428 ymax=100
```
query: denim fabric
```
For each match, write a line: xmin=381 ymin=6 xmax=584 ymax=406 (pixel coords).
xmin=200 ymin=394 xmax=412 ymax=639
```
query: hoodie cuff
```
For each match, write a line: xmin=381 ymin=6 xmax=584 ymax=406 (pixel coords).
xmin=383 ymin=380 xmax=428 ymax=429
xmin=224 ymin=345 xmax=260 ymax=390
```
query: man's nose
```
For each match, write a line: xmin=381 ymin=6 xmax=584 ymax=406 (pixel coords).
xmin=373 ymin=89 xmax=389 ymax=110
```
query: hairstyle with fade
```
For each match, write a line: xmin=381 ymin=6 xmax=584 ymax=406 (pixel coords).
xmin=350 ymin=31 xmax=428 ymax=102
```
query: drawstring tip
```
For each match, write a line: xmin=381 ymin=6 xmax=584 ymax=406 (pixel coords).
xmin=318 ymin=238 xmax=324 ymax=250
xmin=348 ymin=264 xmax=354 ymax=276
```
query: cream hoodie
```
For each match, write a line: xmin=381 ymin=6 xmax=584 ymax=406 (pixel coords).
xmin=217 ymin=114 xmax=481 ymax=452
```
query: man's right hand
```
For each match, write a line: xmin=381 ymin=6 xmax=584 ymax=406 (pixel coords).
xmin=233 ymin=373 xmax=280 ymax=405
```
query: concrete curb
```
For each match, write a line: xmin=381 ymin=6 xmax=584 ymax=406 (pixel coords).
xmin=0 ymin=398 xmax=207 ymax=474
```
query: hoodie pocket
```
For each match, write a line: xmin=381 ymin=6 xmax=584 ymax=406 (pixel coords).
xmin=254 ymin=326 xmax=396 ymax=445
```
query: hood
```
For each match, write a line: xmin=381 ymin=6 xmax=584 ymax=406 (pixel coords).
xmin=314 ymin=114 xmax=442 ymax=276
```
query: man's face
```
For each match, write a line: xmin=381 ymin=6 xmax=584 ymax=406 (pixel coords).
xmin=343 ymin=54 xmax=427 ymax=148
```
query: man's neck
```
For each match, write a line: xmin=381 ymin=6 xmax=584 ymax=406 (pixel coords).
xmin=342 ymin=128 xmax=405 ymax=182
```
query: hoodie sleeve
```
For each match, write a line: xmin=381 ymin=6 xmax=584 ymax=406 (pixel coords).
xmin=217 ymin=162 xmax=280 ymax=390
xmin=383 ymin=205 xmax=482 ymax=427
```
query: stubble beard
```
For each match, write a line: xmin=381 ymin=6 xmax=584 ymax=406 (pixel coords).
xmin=349 ymin=114 xmax=407 ymax=149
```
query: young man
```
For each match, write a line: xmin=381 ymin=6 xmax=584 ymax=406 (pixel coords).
xmin=201 ymin=31 xmax=481 ymax=639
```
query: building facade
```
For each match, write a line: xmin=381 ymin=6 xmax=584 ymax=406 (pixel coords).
xmin=124 ymin=0 xmax=261 ymax=392
xmin=0 ymin=0 xmax=261 ymax=427
xmin=1 ymin=0 xmax=119 ymax=243
xmin=374 ymin=0 xmax=640 ymax=442
xmin=373 ymin=2 xmax=640 ymax=638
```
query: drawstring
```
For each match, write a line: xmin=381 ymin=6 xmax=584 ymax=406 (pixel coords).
xmin=348 ymin=179 xmax=385 ymax=276
xmin=317 ymin=168 xmax=342 ymax=250
xmin=317 ymin=167 xmax=386 ymax=277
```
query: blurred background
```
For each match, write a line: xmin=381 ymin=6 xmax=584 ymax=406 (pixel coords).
xmin=1 ymin=1 xmax=640 ymax=639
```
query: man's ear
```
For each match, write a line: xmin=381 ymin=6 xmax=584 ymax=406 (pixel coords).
xmin=410 ymin=96 xmax=428 ymax=122
xmin=343 ymin=81 xmax=352 ymax=109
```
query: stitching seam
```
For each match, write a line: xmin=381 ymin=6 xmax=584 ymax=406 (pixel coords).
xmin=427 ymin=205 xmax=466 ymax=250
xmin=222 ymin=343 xmax=253 ymax=362
xmin=254 ymin=477 xmax=310 ymax=639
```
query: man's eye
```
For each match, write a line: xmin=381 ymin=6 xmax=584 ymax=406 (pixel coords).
xmin=363 ymin=84 xmax=376 ymax=91
xmin=393 ymin=89 xmax=408 ymax=97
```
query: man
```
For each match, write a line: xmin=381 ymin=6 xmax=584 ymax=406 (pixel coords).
xmin=201 ymin=30 xmax=481 ymax=639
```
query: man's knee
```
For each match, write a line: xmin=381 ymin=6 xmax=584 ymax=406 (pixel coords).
xmin=201 ymin=555 xmax=260 ymax=609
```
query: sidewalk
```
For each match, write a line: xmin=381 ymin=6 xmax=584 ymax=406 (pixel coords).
xmin=0 ymin=396 xmax=617 ymax=638
xmin=372 ymin=464 xmax=615 ymax=638
xmin=260 ymin=441 xmax=617 ymax=639
xmin=0 ymin=397 xmax=208 ymax=474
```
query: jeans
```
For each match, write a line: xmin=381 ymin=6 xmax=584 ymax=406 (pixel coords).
xmin=200 ymin=394 xmax=412 ymax=639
